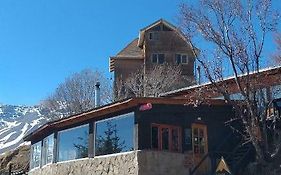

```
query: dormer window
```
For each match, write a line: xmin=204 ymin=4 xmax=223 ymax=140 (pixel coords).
xmin=149 ymin=32 xmax=159 ymax=40
xmin=176 ymin=54 xmax=188 ymax=64
xmin=152 ymin=53 xmax=165 ymax=64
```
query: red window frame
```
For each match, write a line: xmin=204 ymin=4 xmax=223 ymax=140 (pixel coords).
xmin=151 ymin=123 xmax=182 ymax=152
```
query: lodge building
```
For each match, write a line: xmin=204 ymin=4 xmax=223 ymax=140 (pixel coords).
xmin=25 ymin=97 xmax=242 ymax=175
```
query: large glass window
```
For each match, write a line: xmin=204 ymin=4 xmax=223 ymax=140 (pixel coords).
xmin=30 ymin=141 xmax=41 ymax=169
xmin=58 ymin=124 xmax=89 ymax=162
xmin=151 ymin=124 xmax=181 ymax=152
xmin=95 ymin=112 xmax=134 ymax=156
xmin=42 ymin=134 xmax=54 ymax=166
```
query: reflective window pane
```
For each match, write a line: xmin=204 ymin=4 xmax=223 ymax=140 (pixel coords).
xmin=58 ymin=124 xmax=89 ymax=162
xmin=151 ymin=124 xmax=181 ymax=152
xmin=152 ymin=54 xmax=158 ymax=63
xmin=95 ymin=112 xmax=134 ymax=156
xmin=184 ymin=128 xmax=191 ymax=145
xmin=158 ymin=54 xmax=165 ymax=64
xmin=30 ymin=141 xmax=41 ymax=169
xmin=151 ymin=126 xmax=159 ymax=149
xmin=171 ymin=128 xmax=179 ymax=152
xmin=182 ymin=55 xmax=187 ymax=63
xmin=161 ymin=128 xmax=169 ymax=150
xmin=42 ymin=134 xmax=54 ymax=165
xmin=176 ymin=54 xmax=181 ymax=64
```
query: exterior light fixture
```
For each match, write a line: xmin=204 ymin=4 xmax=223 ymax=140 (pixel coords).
xmin=139 ymin=103 xmax=152 ymax=111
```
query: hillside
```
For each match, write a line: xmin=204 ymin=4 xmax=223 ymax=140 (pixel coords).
xmin=0 ymin=104 xmax=47 ymax=154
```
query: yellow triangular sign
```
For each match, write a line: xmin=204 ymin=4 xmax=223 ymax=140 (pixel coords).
xmin=216 ymin=156 xmax=231 ymax=174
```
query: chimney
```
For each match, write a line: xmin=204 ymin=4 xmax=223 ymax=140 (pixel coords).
xmin=95 ymin=82 xmax=101 ymax=108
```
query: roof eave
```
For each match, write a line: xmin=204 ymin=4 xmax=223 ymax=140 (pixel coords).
xmin=24 ymin=97 xmax=230 ymax=142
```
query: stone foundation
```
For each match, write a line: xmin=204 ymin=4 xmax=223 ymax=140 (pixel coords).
xmin=137 ymin=150 xmax=189 ymax=175
xmin=29 ymin=150 xmax=189 ymax=175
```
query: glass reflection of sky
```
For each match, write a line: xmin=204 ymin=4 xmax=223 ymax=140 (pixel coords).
xmin=31 ymin=141 xmax=41 ymax=169
xmin=58 ymin=124 xmax=89 ymax=162
xmin=42 ymin=134 xmax=54 ymax=165
xmin=95 ymin=112 xmax=134 ymax=155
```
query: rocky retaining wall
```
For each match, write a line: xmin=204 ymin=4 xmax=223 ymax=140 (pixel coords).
xmin=137 ymin=150 xmax=189 ymax=175
xmin=29 ymin=150 xmax=189 ymax=175
xmin=29 ymin=151 xmax=138 ymax=175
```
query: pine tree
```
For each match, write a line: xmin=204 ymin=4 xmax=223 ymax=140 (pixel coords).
xmin=95 ymin=121 xmax=125 ymax=156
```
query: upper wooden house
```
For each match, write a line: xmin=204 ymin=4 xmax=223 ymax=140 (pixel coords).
xmin=109 ymin=19 xmax=196 ymax=89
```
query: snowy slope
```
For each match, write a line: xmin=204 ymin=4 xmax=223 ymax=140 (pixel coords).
xmin=0 ymin=104 xmax=47 ymax=154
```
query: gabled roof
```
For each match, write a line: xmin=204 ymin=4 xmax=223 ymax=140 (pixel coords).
xmin=116 ymin=38 xmax=144 ymax=58
xmin=137 ymin=19 xmax=179 ymax=47
xmin=24 ymin=97 xmax=230 ymax=142
xmin=109 ymin=38 xmax=144 ymax=72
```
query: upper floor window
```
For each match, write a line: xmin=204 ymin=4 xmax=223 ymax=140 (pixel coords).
xmin=152 ymin=53 xmax=165 ymax=64
xmin=149 ymin=32 xmax=159 ymax=40
xmin=151 ymin=124 xmax=182 ymax=152
xmin=175 ymin=54 xmax=188 ymax=64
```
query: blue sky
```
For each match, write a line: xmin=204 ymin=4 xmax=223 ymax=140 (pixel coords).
xmin=0 ymin=0 xmax=183 ymax=105
xmin=0 ymin=0 xmax=280 ymax=106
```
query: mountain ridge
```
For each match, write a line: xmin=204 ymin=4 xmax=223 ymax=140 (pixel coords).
xmin=0 ymin=104 xmax=47 ymax=154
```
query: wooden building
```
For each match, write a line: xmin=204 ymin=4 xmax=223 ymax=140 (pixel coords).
xmin=109 ymin=19 xmax=196 ymax=90
xmin=24 ymin=97 xmax=245 ymax=175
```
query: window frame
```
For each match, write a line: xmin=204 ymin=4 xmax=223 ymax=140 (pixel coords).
xmin=151 ymin=123 xmax=182 ymax=152
xmin=175 ymin=54 xmax=189 ymax=64
xmin=94 ymin=112 xmax=135 ymax=156
xmin=42 ymin=134 xmax=54 ymax=166
xmin=191 ymin=123 xmax=208 ymax=156
xmin=151 ymin=53 xmax=165 ymax=64
xmin=149 ymin=32 xmax=160 ymax=40
xmin=30 ymin=141 xmax=42 ymax=170
xmin=57 ymin=124 xmax=90 ymax=162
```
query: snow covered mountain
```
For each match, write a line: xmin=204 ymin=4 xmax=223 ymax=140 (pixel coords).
xmin=0 ymin=104 xmax=47 ymax=154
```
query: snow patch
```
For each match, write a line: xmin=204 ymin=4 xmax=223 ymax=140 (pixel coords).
xmin=0 ymin=123 xmax=29 ymax=150
xmin=0 ymin=131 xmax=16 ymax=142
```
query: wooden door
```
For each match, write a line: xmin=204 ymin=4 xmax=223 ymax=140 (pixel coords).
xmin=191 ymin=123 xmax=210 ymax=174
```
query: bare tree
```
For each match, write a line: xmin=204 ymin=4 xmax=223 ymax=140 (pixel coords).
xmin=115 ymin=64 xmax=193 ymax=100
xmin=179 ymin=0 xmax=280 ymax=171
xmin=42 ymin=69 xmax=112 ymax=120
xmin=273 ymin=33 xmax=281 ymax=63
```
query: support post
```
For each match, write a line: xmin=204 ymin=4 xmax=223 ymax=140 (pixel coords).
xmin=88 ymin=122 xmax=94 ymax=158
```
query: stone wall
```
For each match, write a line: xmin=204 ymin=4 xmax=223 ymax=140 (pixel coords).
xmin=28 ymin=151 xmax=138 ymax=175
xmin=137 ymin=151 xmax=189 ymax=175
xmin=28 ymin=150 xmax=190 ymax=175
